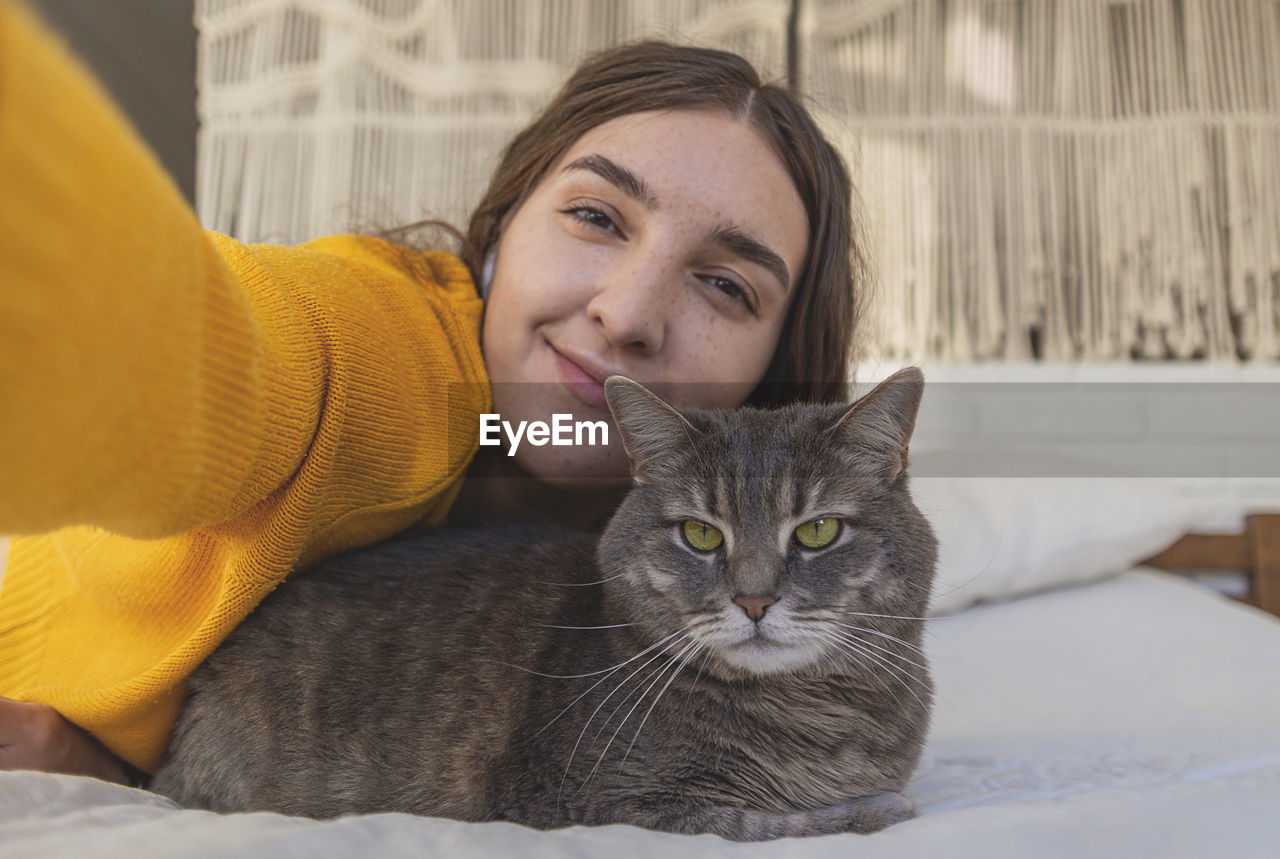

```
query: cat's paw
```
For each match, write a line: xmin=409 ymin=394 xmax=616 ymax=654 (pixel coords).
xmin=829 ymin=791 xmax=916 ymax=834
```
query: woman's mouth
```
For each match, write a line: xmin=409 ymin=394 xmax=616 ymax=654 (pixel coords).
xmin=550 ymin=344 xmax=611 ymax=412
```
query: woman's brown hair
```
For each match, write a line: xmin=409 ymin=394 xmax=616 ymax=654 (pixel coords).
xmin=424 ymin=40 xmax=866 ymax=406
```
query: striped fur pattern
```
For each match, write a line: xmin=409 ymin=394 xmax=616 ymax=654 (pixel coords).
xmin=151 ymin=369 xmax=937 ymax=840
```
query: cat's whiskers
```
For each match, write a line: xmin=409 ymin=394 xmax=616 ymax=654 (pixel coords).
xmin=809 ymin=619 xmax=958 ymax=704
xmin=826 ymin=626 xmax=930 ymax=673
xmin=567 ymin=643 xmax=692 ymax=799
xmin=825 ymin=622 xmax=929 ymax=658
xmin=664 ymin=646 xmax=714 ymax=719
xmin=536 ymin=571 xmax=628 ymax=587
xmin=619 ymin=640 xmax=704 ymax=769
xmin=557 ymin=628 xmax=699 ymax=801
xmin=824 ymin=606 xmax=961 ymax=655
xmin=580 ymin=637 xmax=702 ymax=793
xmin=794 ymin=613 xmax=929 ymax=658
xmin=691 ymin=648 xmax=713 ymax=688
xmin=534 ymin=622 xmax=639 ymax=630
xmin=604 ymin=638 xmax=698 ymax=744
xmin=493 ymin=627 xmax=687 ymax=680
xmin=535 ymin=624 xmax=696 ymax=737
xmin=585 ymin=614 xmax=711 ymax=731
xmin=812 ymin=630 xmax=907 ymax=709
xmin=827 ymin=608 xmax=932 ymax=622
xmin=591 ymin=656 xmax=671 ymax=743
xmin=828 ymin=630 xmax=929 ymax=690
xmin=825 ymin=631 xmax=930 ymax=711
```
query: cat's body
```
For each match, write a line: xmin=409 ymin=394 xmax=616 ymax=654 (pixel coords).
xmin=152 ymin=370 xmax=938 ymax=841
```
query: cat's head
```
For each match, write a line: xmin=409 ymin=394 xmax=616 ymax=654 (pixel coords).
xmin=597 ymin=369 xmax=937 ymax=682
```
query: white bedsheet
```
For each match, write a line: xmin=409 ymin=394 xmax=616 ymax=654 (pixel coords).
xmin=3 ymin=570 xmax=1278 ymax=858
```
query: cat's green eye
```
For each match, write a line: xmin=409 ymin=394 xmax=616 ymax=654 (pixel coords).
xmin=794 ymin=517 xmax=840 ymax=549
xmin=682 ymin=520 xmax=724 ymax=551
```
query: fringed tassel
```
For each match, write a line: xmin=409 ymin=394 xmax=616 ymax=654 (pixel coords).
xmin=195 ymin=0 xmax=789 ymax=244
xmin=196 ymin=0 xmax=1279 ymax=362
xmin=804 ymin=0 xmax=1280 ymax=362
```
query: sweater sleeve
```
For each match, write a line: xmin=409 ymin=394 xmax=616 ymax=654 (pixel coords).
xmin=0 ymin=0 xmax=485 ymax=540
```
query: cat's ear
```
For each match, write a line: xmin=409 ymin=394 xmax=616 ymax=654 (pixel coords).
xmin=827 ymin=367 xmax=924 ymax=484
xmin=603 ymin=376 xmax=699 ymax=485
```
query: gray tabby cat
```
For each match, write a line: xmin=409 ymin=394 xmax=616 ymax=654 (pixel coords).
xmin=151 ymin=368 xmax=937 ymax=841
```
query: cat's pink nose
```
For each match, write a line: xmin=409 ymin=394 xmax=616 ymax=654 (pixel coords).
xmin=733 ymin=594 xmax=776 ymax=621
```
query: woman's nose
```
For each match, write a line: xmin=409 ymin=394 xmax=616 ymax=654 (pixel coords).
xmin=585 ymin=254 xmax=674 ymax=354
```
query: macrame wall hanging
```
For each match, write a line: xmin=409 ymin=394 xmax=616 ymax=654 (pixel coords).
xmin=196 ymin=0 xmax=1280 ymax=362
xmin=195 ymin=0 xmax=788 ymax=242
xmin=805 ymin=0 xmax=1280 ymax=361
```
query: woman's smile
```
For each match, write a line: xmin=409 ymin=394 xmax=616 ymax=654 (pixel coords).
xmin=548 ymin=339 xmax=614 ymax=412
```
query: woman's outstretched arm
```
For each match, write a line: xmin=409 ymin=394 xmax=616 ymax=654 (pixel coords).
xmin=0 ymin=0 xmax=316 ymax=538
xmin=0 ymin=0 xmax=489 ymax=775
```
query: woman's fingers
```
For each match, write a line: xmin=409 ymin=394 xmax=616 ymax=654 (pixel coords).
xmin=0 ymin=697 xmax=128 ymax=783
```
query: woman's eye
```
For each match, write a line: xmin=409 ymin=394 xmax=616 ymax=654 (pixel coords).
xmin=562 ymin=205 xmax=621 ymax=236
xmin=703 ymin=275 xmax=755 ymax=312
xmin=794 ymin=517 xmax=840 ymax=549
xmin=681 ymin=519 xmax=724 ymax=552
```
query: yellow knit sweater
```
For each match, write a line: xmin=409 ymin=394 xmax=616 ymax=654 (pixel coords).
xmin=0 ymin=1 xmax=491 ymax=771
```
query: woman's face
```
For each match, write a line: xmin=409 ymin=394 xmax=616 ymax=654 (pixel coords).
xmin=481 ymin=108 xmax=809 ymax=484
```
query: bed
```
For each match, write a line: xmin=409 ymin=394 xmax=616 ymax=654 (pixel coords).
xmin=2 ymin=481 xmax=1279 ymax=858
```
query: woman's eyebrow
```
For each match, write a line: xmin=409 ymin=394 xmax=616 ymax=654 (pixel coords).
xmin=562 ymin=153 xmax=790 ymax=293
xmin=562 ymin=154 xmax=658 ymax=209
xmin=708 ymin=225 xmax=790 ymax=293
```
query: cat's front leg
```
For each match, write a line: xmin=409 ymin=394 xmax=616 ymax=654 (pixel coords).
xmin=596 ymin=791 xmax=916 ymax=841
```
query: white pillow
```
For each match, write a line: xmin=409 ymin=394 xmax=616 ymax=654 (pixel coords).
xmin=911 ymin=478 xmax=1202 ymax=615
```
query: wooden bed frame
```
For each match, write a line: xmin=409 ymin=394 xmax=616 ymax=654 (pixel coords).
xmin=1143 ymin=514 xmax=1280 ymax=617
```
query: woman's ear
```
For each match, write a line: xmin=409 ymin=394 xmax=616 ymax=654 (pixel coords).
xmin=480 ymin=246 xmax=497 ymax=298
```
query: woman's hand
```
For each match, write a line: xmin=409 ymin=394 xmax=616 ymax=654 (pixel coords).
xmin=0 ymin=697 xmax=128 ymax=784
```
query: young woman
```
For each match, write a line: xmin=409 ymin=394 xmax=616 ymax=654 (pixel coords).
xmin=0 ymin=1 xmax=865 ymax=786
